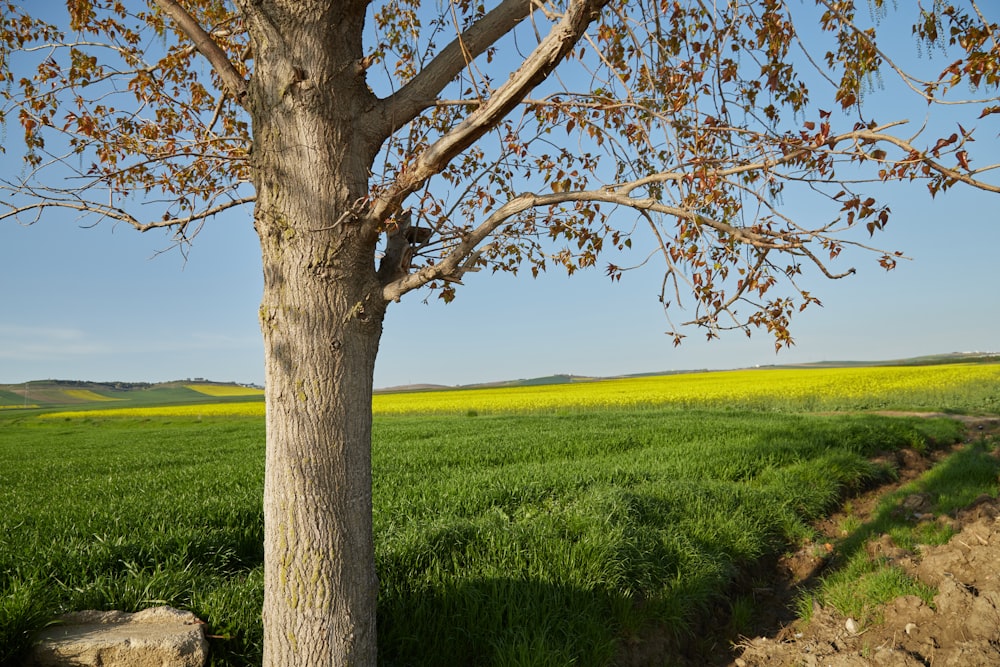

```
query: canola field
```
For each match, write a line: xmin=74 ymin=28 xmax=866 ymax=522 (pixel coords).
xmin=61 ymin=388 xmax=120 ymax=402
xmin=374 ymin=364 xmax=1000 ymax=414
xmin=40 ymin=363 xmax=1000 ymax=419
xmin=185 ymin=384 xmax=265 ymax=398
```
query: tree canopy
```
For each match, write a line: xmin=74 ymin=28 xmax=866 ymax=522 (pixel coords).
xmin=3 ymin=1 xmax=996 ymax=348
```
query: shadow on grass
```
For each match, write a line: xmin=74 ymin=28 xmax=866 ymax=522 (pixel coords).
xmin=377 ymin=573 xmax=726 ymax=667
xmin=379 ymin=577 xmax=613 ymax=667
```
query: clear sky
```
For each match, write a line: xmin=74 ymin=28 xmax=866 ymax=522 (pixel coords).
xmin=2 ymin=176 xmax=997 ymax=389
xmin=2 ymin=5 xmax=998 ymax=389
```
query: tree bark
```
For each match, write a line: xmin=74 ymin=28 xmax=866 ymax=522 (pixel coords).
xmin=260 ymin=271 xmax=385 ymax=667
xmin=241 ymin=2 xmax=386 ymax=664
xmin=259 ymin=270 xmax=384 ymax=666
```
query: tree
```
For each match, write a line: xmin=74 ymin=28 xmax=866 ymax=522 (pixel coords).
xmin=1 ymin=0 xmax=997 ymax=663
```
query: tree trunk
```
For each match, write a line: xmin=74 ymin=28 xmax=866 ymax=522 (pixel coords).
xmin=243 ymin=4 xmax=386 ymax=664
xmin=259 ymin=267 xmax=384 ymax=665
xmin=259 ymin=263 xmax=384 ymax=666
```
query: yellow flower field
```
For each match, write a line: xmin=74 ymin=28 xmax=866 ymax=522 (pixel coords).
xmin=372 ymin=363 xmax=1000 ymax=415
xmin=185 ymin=384 xmax=264 ymax=397
xmin=44 ymin=402 xmax=266 ymax=419
xmin=63 ymin=389 xmax=119 ymax=402
xmin=39 ymin=363 xmax=999 ymax=419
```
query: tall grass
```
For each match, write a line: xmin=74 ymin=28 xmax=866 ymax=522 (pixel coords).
xmin=0 ymin=415 xmax=265 ymax=665
xmin=371 ymin=410 xmax=961 ymax=665
xmin=0 ymin=406 xmax=965 ymax=665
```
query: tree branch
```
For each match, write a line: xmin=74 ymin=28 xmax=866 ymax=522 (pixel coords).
xmin=853 ymin=129 xmax=1000 ymax=194
xmin=369 ymin=0 xmax=611 ymax=227
xmin=153 ymin=0 xmax=248 ymax=102
xmin=375 ymin=0 xmax=535 ymax=135
xmin=382 ymin=193 xmax=539 ymax=301
xmin=0 ymin=195 xmax=255 ymax=233
xmin=380 ymin=108 xmax=1000 ymax=302
xmin=379 ymin=185 xmax=791 ymax=302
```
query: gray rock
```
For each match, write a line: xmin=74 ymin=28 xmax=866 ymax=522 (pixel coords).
xmin=30 ymin=606 xmax=208 ymax=667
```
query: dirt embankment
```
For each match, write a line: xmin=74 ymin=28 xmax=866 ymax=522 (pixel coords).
xmin=733 ymin=417 xmax=1000 ymax=667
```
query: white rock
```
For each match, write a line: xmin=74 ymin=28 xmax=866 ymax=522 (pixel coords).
xmin=845 ymin=617 xmax=859 ymax=634
xmin=30 ymin=606 xmax=208 ymax=667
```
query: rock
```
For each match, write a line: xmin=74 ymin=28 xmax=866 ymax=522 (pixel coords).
xmin=30 ymin=606 xmax=208 ymax=667
xmin=966 ymin=590 xmax=1000 ymax=640
xmin=901 ymin=493 xmax=931 ymax=512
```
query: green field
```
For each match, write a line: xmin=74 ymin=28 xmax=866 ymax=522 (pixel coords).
xmin=1 ymin=363 xmax=997 ymax=665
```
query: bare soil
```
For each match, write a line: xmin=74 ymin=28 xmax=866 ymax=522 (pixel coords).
xmin=728 ymin=415 xmax=1000 ymax=667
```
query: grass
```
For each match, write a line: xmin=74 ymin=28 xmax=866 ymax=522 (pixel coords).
xmin=0 ymin=383 xmax=263 ymax=410
xmin=0 ymin=414 xmax=266 ymax=665
xmin=2 ymin=362 xmax=995 ymax=664
xmin=371 ymin=411 xmax=964 ymax=666
xmin=795 ymin=550 xmax=937 ymax=627
xmin=0 ymin=389 xmax=25 ymax=404
xmin=0 ymin=403 xmax=968 ymax=666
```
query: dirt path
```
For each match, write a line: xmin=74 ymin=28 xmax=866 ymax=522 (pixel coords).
xmin=731 ymin=416 xmax=1000 ymax=667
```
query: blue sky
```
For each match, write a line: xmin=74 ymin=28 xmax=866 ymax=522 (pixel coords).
xmin=2 ymin=176 xmax=996 ymax=389
xmin=1 ymin=5 xmax=998 ymax=389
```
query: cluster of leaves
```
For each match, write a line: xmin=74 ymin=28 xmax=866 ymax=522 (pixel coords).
xmin=0 ymin=0 xmax=251 ymax=241
xmin=1 ymin=0 xmax=997 ymax=345
xmin=371 ymin=0 xmax=998 ymax=345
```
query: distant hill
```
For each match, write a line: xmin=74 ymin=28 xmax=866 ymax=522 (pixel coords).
xmin=0 ymin=379 xmax=263 ymax=409
xmin=2 ymin=352 xmax=996 ymax=408
xmin=762 ymin=351 xmax=1000 ymax=369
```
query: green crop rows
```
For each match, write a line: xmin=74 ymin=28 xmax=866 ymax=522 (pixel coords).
xmin=1 ymin=398 xmax=973 ymax=665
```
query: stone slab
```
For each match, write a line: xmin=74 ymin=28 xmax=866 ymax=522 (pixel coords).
xmin=31 ymin=606 xmax=208 ymax=667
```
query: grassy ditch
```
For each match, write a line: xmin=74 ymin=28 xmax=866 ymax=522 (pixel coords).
xmin=0 ymin=407 xmax=965 ymax=666
xmin=797 ymin=431 xmax=1000 ymax=629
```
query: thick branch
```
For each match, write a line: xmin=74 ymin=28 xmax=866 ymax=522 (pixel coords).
xmin=368 ymin=0 xmax=611 ymax=227
xmin=383 ymin=193 xmax=538 ymax=301
xmin=153 ymin=0 xmax=248 ymax=102
xmin=376 ymin=0 xmax=534 ymax=135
